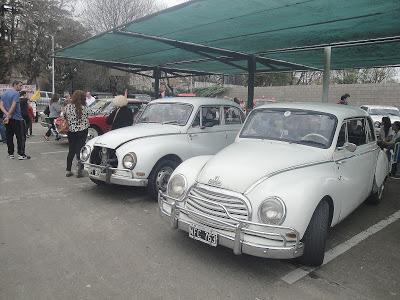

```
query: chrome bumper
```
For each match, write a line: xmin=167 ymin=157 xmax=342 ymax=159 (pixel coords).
xmin=83 ymin=162 xmax=148 ymax=187
xmin=159 ymin=192 xmax=304 ymax=260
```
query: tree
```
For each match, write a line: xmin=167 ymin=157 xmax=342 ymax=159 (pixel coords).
xmin=332 ymin=68 xmax=397 ymax=84
xmin=81 ymin=0 xmax=161 ymax=33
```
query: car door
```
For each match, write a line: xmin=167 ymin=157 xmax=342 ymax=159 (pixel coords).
xmin=222 ymin=106 xmax=245 ymax=145
xmin=187 ymin=106 xmax=227 ymax=156
xmin=334 ymin=118 xmax=370 ymax=220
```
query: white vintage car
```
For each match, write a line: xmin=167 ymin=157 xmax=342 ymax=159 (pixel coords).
xmin=80 ymin=97 xmax=245 ymax=199
xmin=159 ymin=103 xmax=390 ymax=266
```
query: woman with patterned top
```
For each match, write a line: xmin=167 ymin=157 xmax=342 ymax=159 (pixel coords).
xmin=64 ymin=90 xmax=89 ymax=177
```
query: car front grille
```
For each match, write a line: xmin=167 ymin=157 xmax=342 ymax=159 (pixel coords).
xmin=90 ymin=146 xmax=118 ymax=168
xmin=185 ymin=183 xmax=250 ymax=230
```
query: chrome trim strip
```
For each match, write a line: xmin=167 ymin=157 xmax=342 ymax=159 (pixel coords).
xmin=244 ymin=160 xmax=332 ymax=194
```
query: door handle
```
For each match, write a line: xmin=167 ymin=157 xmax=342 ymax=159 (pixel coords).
xmin=336 ymin=160 xmax=347 ymax=165
xmin=189 ymin=133 xmax=199 ymax=139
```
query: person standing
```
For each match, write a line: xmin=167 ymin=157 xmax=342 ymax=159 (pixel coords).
xmin=337 ymin=93 xmax=350 ymax=105
xmin=85 ymin=91 xmax=96 ymax=107
xmin=0 ymin=109 xmax=6 ymax=143
xmin=19 ymin=91 xmax=31 ymax=138
xmin=0 ymin=81 xmax=30 ymax=160
xmin=43 ymin=94 xmax=62 ymax=140
xmin=64 ymin=90 xmax=89 ymax=177
xmin=105 ymin=95 xmax=133 ymax=130
xmin=27 ymin=101 xmax=34 ymax=136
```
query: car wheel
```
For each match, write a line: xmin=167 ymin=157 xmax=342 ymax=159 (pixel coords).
xmin=298 ymin=200 xmax=330 ymax=266
xmin=147 ymin=159 xmax=179 ymax=200
xmin=366 ymin=177 xmax=385 ymax=205
xmin=90 ymin=178 xmax=106 ymax=186
xmin=87 ymin=126 xmax=101 ymax=141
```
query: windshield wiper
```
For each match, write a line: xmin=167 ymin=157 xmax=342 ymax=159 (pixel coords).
xmin=296 ymin=140 xmax=327 ymax=148
xmin=162 ymin=120 xmax=180 ymax=125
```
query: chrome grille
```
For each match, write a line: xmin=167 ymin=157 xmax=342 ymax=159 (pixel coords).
xmin=90 ymin=146 xmax=118 ymax=168
xmin=185 ymin=184 xmax=250 ymax=230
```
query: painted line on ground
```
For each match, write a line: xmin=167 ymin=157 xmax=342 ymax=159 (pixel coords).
xmin=281 ymin=209 xmax=400 ymax=284
xmin=40 ymin=150 xmax=69 ymax=155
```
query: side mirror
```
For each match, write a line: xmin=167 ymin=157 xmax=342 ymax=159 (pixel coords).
xmin=345 ymin=142 xmax=357 ymax=152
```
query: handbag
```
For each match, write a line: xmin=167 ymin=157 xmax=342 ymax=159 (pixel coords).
xmin=58 ymin=118 xmax=69 ymax=134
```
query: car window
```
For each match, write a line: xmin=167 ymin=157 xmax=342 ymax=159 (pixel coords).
xmin=40 ymin=92 xmax=46 ymax=97
xmin=366 ymin=117 xmax=376 ymax=142
xmin=192 ymin=110 xmax=200 ymax=127
xmin=138 ymin=103 xmax=193 ymax=126
xmin=224 ymin=106 xmax=242 ymax=125
xmin=360 ymin=106 xmax=368 ymax=112
xmin=201 ymin=106 xmax=221 ymax=127
xmin=336 ymin=123 xmax=347 ymax=148
xmin=347 ymin=118 xmax=366 ymax=146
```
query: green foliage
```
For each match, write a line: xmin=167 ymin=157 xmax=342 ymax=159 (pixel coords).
xmin=194 ymin=85 xmax=227 ymax=97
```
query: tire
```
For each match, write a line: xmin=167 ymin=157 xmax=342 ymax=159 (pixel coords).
xmin=90 ymin=178 xmax=106 ymax=186
xmin=298 ymin=200 xmax=330 ymax=266
xmin=147 ymin=159 xmax=179 ymax=200
xmin=87 ymin=126 xmax=101 ymax=141
xmin=366 ymin=177 xmax=385 ymax=205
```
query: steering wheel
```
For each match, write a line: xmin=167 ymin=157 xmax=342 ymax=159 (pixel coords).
xmin=301 ymin=133 xmax=329 ymax=144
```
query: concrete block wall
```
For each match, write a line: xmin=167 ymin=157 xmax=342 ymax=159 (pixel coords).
xmin=223 ymin=83 xmax=400 ymax=107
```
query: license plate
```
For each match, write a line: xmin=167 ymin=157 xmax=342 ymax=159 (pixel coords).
xmin=189 ymin=224 xmax=217 ymax=247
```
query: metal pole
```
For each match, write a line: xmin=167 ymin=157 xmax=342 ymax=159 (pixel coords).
xmin=322 ymin=46 xmax=331 ymax=102
xmin=153 ymin=67 xmax=160 ymax=98
xmin=247 ymin=55 xmax=256 ymax=110
xmin=52 ymin=35 xmax=55 ymax=95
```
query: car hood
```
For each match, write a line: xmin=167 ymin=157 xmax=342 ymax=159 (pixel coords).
xmin=93 ymin=123 xmax=183 ymax=149
xmin=197 ymin=140 xmax=330 ymax=194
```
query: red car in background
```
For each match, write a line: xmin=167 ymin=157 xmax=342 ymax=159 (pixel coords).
xmin=55 ymin=98 xmax=149 ymax=140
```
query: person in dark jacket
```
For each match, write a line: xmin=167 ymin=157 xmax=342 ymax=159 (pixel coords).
xmin=106 ymin=95 xmax=133 ymax=130
xmin=19 ymin=91 xmax=31 ymax=138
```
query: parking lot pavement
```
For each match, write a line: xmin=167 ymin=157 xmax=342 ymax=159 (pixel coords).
xmin=0 ymin=123 xmax=399 ymax=300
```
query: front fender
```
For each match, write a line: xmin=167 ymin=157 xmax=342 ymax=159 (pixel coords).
xmin=116 ymin=135 xmax=193 ymax=177
xmin=170 ymin=155 xmax=213 ymax=188
xmin=245 ymin=162 xmax=340 ymax=238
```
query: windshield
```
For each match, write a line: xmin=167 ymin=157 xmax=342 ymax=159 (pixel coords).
xmin=101 ymin=102 xmax=114 ymax=114
xmin=138 ymin=103 xmax=193 ymax=126
xmin=369 ymin=108 xmax=400 ymax=116
xmin=240 ymin=108 xmax=337 ymax=148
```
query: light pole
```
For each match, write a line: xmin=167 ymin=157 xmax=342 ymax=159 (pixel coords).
xmin=51 ymin=34 xmax=55 ymax=95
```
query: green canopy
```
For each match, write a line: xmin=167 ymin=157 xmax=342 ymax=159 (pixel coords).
xmin=55 ymin=0 xmax=400 ymax=76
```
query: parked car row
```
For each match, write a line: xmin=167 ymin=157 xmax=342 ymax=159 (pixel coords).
xmin=360 ymin=105 xmax=400 ymax=137
xmin=78 ymin=98 xmax=389 ymax=266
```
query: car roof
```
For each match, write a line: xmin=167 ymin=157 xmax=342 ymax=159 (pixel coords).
xmin=255 ymin=102 xmax=369 ymax=119
xmin=150 ymin=97 xmax=240 ymax=108
xmin=360 ymin=105 xmax=399 ymax=110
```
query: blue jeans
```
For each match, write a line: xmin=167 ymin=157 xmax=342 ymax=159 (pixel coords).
xmin=0 ymin=121 xmax=6 ymax=142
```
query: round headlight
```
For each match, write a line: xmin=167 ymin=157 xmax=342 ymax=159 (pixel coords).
xmin=122 ymin=153 xmax=137 ymax=170
xmin=374 ymin=121 xmax=381 ymax=128
xmin=80 ymin=145 xmax=91 ymax=162
xmin=258 ymin=197 xmax=286 ymax=225
xmin=167 ymin=174 xmax=187 ymax=200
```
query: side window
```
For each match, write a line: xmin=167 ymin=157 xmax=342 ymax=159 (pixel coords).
xmin=224 ymin=106 xmax=242 ymax=125
xmin=337 ymin=123 xmax=347 ymax=148
xmin=348 ymin=118 xmax=366 ymax=146
xmin=192 ymin=110 xmax=200 ymax=127
xmin=366 ymin=117 xmax=376 ymax=142
xmin=202 ymin=106 xmax=221 ymax=127
xmin=40 ymin=92 xmax=46 ymax=97
xmin=360 ymin=106 xmax=368 ymax=112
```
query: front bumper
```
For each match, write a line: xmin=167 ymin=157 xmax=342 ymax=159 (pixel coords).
xmin=159 ymin=192 xmax=304 ymax=260
xmin=83 ymin=162 xmax=148 ymax=187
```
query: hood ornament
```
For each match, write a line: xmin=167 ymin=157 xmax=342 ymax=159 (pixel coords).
xmin=208 ymin=176 xmax=222 ymax=187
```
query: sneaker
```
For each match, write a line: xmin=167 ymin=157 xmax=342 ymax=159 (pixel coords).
xmin=66 ymin=171 xmax=73 ymax=177
xmin=8 ymin=154 xmax=15 ymax=159
xmin=18 ymin=155 xmax=31 ymax=160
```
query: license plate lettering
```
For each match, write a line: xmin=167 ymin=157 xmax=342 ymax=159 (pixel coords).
xmin=189 ymin=225 xmax=217 ymax=247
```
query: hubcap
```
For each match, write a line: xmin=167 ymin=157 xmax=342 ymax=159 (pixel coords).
xmin=156 ymin=166 xmax=174 ymax=192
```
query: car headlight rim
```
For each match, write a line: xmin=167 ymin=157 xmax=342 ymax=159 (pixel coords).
xmin=122 ymin=152 xmax=137 ymax=170
xmin=258 ymin=196 xmax=286 ymax=226
xmin=167 ymin=173 xmax=187 ymax=201
xmin=80 ymin=145 xmax=91 ymax=162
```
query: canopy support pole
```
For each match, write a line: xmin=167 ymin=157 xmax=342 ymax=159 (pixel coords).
xmin=154 ymin=66 xmax=160 ymax=98
xmin=247 ymin=55 xmax=256 ymax=110
xmin=322 ymin=46 xmax=331 ymax=102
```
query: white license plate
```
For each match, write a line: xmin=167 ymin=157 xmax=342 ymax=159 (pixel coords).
xmin=189 ymin=224 xmax=217 ymax=247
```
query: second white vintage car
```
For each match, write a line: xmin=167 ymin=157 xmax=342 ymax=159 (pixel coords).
xmin=80 ymin=97 xmax=245 ymax=199
xmin=159 ymin=103 xmax=389 ymax=266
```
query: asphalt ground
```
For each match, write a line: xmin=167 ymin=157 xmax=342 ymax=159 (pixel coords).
xmin=0 ymin=123 xmax=399 ymax=300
